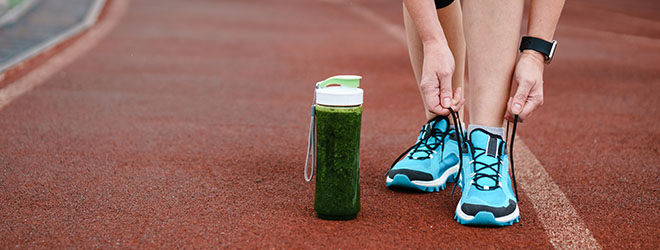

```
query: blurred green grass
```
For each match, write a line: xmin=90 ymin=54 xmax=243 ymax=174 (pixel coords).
xmin=9 ymin=0 xmax=24 ymax=9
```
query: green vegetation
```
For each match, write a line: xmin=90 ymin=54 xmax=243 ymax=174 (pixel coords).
xmin=9 ymin=0 xmax=24 ymax=9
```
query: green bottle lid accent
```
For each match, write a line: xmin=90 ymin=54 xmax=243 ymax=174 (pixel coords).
xmin=318 ymin=75 xmax=362 ymax=88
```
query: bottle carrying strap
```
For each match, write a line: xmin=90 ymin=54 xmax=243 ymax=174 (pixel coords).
xmin=304 ymin=84 xmax=319 ymax=182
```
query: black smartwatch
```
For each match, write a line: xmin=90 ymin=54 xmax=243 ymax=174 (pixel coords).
xmin=519 ymin=36 xmax=558 ymax=64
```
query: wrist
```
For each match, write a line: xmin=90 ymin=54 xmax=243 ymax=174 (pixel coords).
xmin=521 ymin=50 xmax=546 ymax=64
xmin=422 ymin=41 xmax=451 ymax=58
xmin=422 ymin=37 xmax=448 ymax=49
xmin=519 ymin=36 xmax=558 ymax=64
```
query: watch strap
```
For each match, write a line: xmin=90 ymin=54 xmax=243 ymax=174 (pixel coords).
xmin=519 ymin=36 xmax=553 ymax=61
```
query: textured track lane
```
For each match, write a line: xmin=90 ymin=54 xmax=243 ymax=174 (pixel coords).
xmin=0 ymin=0 xmax=658 ymax=248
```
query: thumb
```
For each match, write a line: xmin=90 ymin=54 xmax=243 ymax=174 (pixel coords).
xmin=439 ymin=75 xmax=453 ymax=108
xmin=512 ymin=80 xmax=533 ymax=115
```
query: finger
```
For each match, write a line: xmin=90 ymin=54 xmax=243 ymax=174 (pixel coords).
xmin=423 ymin=92 xmax=450 ymax=116
xmin=429 ymin=103 xmax=451 ymax=116
xmin=425 ymin=94 xmax=451 ymax=116
xmin=511 ymin=80 xmax=534 ymax=115
xmin=450 ymin=87 xmax=464 ymax=110
xmin=420 ymin=78 xmax=442 ymax=113
xmin=453 ymin=98 xmax=465 ymax=113
xmin=517 ymin=98 xmax=542 ymax=121
xmin=439 ymin=75 xmax=453 ymax=108
xmin=429 ymin=101 xmax=451 ymax=116
xmin=433 ymin=109 xmax=451 ymax=116
xmin=504 ymin=97 xmax=514 ymax=122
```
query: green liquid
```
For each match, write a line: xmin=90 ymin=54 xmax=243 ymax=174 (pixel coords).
xmin=314 ymin=105 xmax=362 ymax=220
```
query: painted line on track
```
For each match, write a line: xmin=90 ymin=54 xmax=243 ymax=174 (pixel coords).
xmin=329 ymin=1 xmax=602 ymax=249
xmin=516 ymin=139 xmax=601 ymax=249
xmin=0 ymin=0 xmax=129 ymax=111
xmin=0 ymin=0 xmax=108 ymax=73
xmin=344 ymin=2 xmax=406 ymax=44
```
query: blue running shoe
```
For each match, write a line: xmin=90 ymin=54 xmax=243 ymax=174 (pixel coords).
xmin=386 ymin=116 xmax=461 ymax=192
xmin=454 ymin=128 xmax=519 ymax=226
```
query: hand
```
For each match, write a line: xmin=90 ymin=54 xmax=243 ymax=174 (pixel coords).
xmin=419 ymin=42 xmax=464 ymax=116
xmin=506 ymin=50 xmax=545 ymax=122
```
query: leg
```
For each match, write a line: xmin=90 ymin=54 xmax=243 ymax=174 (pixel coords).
xmin=386 ymin=2 xmax=467 ymax=193
xmin=403 ymin=1 xmax=465 ymax=121
xmin=463 ymin=0 xmax=523 ymax=127
xmin=454 ymin=0 xmax=524 ymax=227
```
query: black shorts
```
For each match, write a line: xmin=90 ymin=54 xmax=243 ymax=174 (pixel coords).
xmin=435 ymin=0 xmax=455 ymax=9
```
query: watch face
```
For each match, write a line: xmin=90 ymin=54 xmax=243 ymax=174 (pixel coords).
xmin=546 ymin=40 xmax=558 ymax=64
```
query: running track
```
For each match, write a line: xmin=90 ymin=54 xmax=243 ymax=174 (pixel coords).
xmin=0 ymin=0 xmax=658 ymax=248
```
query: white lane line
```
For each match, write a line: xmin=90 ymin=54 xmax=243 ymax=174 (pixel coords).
xmin=0 ymin=0 xmax=129 ymax=111
xmin=515 ymin=140 xmax=601 ymax=249
xmin=331 ymin=1 xmax=602 ymax=249
xmin=320 ymin=0 xmax=406 ymax=44
xmin=345 ymin=3 xmax=406 ymax=44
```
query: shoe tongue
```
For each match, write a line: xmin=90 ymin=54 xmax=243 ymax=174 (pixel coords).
xmin=470 ymin=129 xmax=503 ymax=156
xmin=417 ymin=117 xmax=449 ymax=141
xmin=432 ymin=118 xmax=449 ymax=133
xmin=411 ymin=117 xmax=449 ymax=158
xmin=469 ymin=129 xmax=504 ymax=187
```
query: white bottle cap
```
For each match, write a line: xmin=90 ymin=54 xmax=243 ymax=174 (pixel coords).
xmin=316 ymin=87 xmax=363 ymax=106
xmin=314 ymin=75 xmax=363 ymax=106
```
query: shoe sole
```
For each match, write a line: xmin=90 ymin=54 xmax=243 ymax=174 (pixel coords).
xmin=385 ymin=163 xmax=458 ymax=192
xmin=454 ymin=202 xmax=520 ymax=227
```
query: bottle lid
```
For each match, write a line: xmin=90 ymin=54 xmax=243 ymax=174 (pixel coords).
xmin=315 ymin=75 xmax=363 ymax=106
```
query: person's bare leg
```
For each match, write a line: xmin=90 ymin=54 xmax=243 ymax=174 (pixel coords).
xmin=463 ymin=0 xmax=523 ymax=127
xmin=403 ymin=1 xmax=466 ymax=121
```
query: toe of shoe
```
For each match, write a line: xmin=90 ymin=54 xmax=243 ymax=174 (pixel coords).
xmin=455 ymin=199 xmax=520 ymax=226
xmin=386 ymin=174 xmax=442 ymax=192
xmin=454 ymin=211 xmax=520 ymax=227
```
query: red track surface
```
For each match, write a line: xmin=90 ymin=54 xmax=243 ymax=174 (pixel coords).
xmin=1 ymin=0 xmax=659 ymax=248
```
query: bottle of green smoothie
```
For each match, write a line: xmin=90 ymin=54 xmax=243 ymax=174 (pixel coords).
xmin=304 ymin=75 xmax=363 ymax=220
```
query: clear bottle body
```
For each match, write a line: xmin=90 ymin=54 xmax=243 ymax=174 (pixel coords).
xmin=313 ymin=104 xmax=362 ymax=220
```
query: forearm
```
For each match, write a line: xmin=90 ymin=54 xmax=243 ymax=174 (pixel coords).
xmin=524 ymin=0 xmax=565 ymax=60
xmin=509 ymin=0 xmax=565 ymax=120
xmin=403 ymin=0 xmax=448 ymax=46
xmin=527 ymin=0 xmax=565 ymax=41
